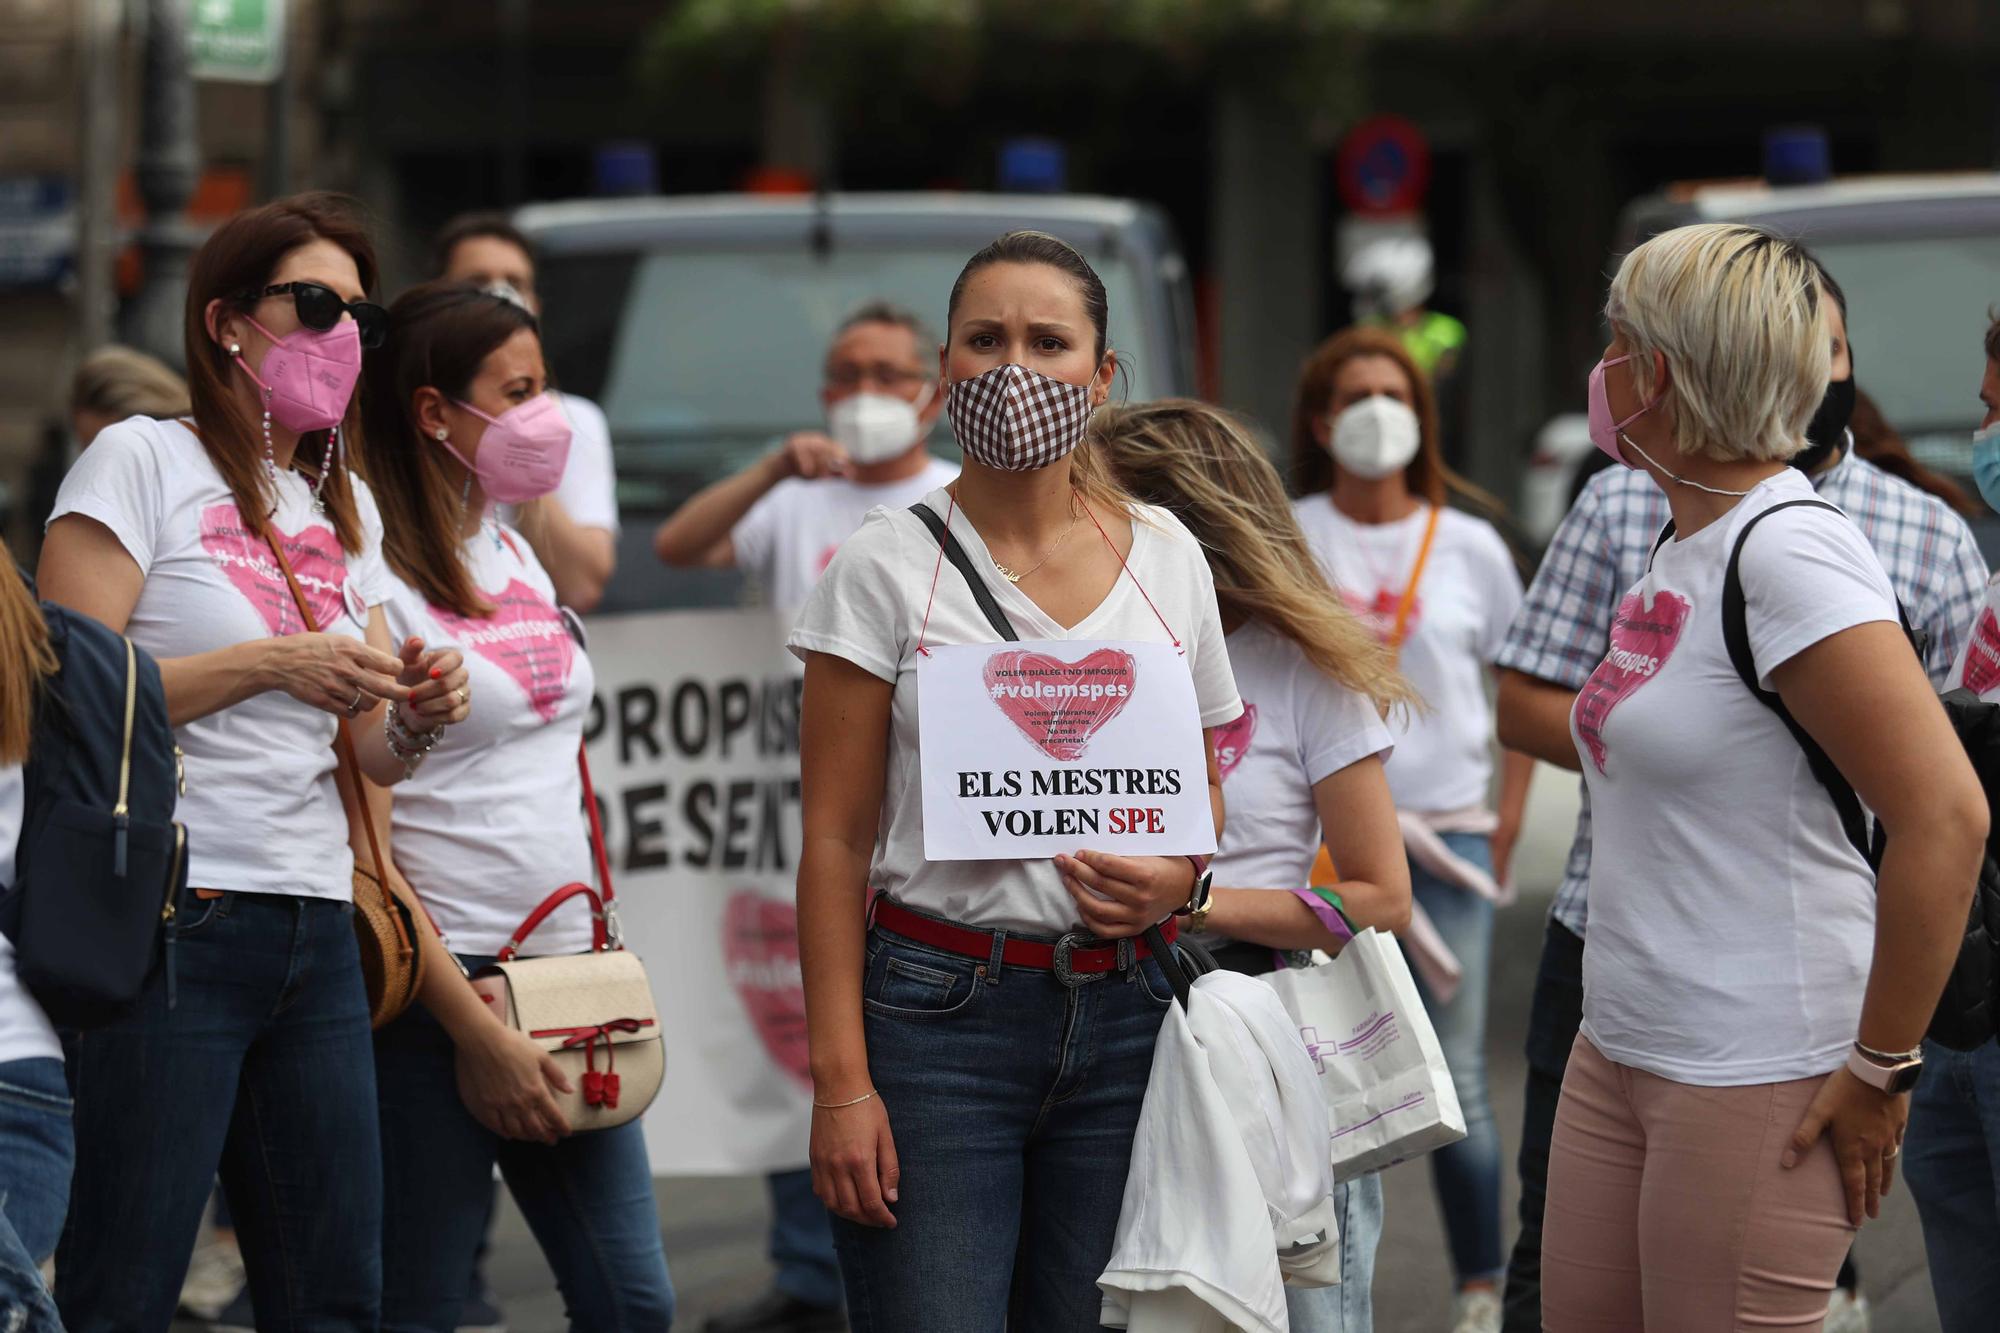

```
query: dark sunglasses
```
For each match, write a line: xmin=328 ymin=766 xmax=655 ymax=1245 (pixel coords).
xmin=239 ymin=281 xmax=389 ymax=349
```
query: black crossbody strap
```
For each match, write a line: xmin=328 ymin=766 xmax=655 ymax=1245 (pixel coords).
xmin=910 ymin=502 xmax=1018 ymax=643
xmin=1721 ymin=499 xmax=1872 ymax=860
xmin=906 ymin=502 xmax=1210 ymax=1006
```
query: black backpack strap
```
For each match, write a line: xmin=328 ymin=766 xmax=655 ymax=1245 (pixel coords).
xmin=1721 ymin=499 xmax=1872 ymax=859
xmin=910 ymin=502 xmax=1019 ymax=643
xmin=1647 ymin=519 xmax=1676 ymax=568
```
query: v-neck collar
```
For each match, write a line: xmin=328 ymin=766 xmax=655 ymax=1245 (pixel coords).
xmin=920 ymin=486 xmax=1145 ymax=638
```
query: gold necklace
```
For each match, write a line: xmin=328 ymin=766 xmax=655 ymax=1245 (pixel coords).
xmin=991 ymin=495 xmax=1081 ymax=584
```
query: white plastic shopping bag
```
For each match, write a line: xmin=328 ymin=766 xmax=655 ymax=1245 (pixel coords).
xmin=1262 ymin=928 xmax=1466 ymax=1181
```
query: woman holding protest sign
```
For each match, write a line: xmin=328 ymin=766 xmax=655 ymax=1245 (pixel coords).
xmin=36 ymin=193 xmax=472 ymax=1330
xmin=1097 ymin=397 xmax=1415 ymax=1331
xmin=1290 ymin=325 xmax=1528 ymax=1332
xmin=357 ymin=281 xmax=676 ymax=1331
xmin=788 ymin=231 xmax=1241 ymax=1329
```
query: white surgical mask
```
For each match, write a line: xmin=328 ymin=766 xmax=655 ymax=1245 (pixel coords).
xmin=828 ymin=385 xmax=931 ymax=465
xmin=1328 ymin=395 xmax=1421 ymax=480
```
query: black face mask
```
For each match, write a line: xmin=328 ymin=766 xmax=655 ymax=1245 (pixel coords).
xmin=1793 ymin=375 xmax=1856 ymax=474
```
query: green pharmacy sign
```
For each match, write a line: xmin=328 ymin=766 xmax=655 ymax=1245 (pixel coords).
xmin=190 ymin=0 xmax=287 ymax=85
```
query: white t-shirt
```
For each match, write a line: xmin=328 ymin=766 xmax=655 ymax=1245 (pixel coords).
xmin=0 ymin=765 xmax=59 ymax=1066
xmin=51 ymin=416 xmax=394 ymax=899
xmin=495 ymin=392 xmax=619 ymax=535
xmin=1210 ymin=621 xmax=1393 ymax=898
xmin=1572 ymin=470 xmax=1898 ymax=1086
xmin=1292 ymin=499 xmax=1521 ymax=813
xmin=735 ymin=457 xmax=959 ymax=612
xmin=787 ymin=488 xmax=1241 ymax=934
xmin=1948 ymin=575 xmax=2000 ymax=698
xmin=380 ymin=528 xmax=597 ymax=957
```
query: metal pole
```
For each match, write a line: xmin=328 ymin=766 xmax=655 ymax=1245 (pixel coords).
xmin=121 ymin=0 xmax=200 ymax=369
xmin=74 ymin=0 xmax=123 ymax=356
xmin=263 ymin=34 xmax=291 ymax=199
xmin=500 ymin=0 xmax=527 ymax=204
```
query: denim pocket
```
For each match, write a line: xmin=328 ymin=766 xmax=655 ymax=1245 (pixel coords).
xmin=0 ymin=1077 xmax=72 ymax=1118
xmin=1134 ymin=955 xmax=1178 ymax=1007
xmin=174 ymin=891 xmax=233 ymax=938
xmin=862 ymin=941 xmax=983 ymax=1021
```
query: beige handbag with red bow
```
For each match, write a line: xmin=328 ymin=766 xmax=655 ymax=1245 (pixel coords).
xmin=469 ymin=744 xmax=663 ymax=1131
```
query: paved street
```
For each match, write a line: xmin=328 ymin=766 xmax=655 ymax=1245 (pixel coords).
xmin=409 ymin=767 xmax=1947 ymax=1330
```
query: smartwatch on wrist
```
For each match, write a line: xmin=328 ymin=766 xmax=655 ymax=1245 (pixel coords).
xmin=1177 ymin=855 xmax=1214 ymax=930
xmin=1846 ymin=1041 xmax=1923 ymax=1094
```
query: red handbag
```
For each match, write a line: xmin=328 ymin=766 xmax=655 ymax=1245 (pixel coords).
xmin=468 ymin=744 xmax=663 ymax=1131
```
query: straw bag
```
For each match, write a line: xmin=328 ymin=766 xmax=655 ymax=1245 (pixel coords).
xmin=263 ymin=530 xmax=425 ymax=1028
xmin=469 ymin=744 xmax=662 ymax=1131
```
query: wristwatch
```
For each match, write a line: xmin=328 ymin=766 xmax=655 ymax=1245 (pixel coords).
xmin=1177 ymin=855 xmax=1214 ymax=931
xmin=1846 ymin=1041 xmax=1924 ymax=1095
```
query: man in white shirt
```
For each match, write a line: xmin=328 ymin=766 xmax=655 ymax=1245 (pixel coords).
xmin=435 ymin=214 xmax=620 ymax=611
xmin=653 ymin=301 xmax=957 ymax=611
xmin=658 ymin=301 xmax=953 ymax=1333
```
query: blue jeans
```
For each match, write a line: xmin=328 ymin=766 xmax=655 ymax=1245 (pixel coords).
xmin=1500 ymin=917 xmax=1585 ymax=1333
xmin=1903 ymin=1038 xmax=2000 ymax=1333
xmin=768 ymin=1168 xmax=842 ymax=1309
xmin=0 ymin=1057 xmax=71 ymax=1331
xmin=830 ymin=922 xmax=1174 ymax=1331
xmin=375 ymin=955 xmax=675 ymax=1332
xmin=1286 ymin=1172 xmax=1384 ymax=1332
xmin=1404 ymin=832 xmax=1503 ymax=1285
xmin=57 ymin=889 xmax=383 ymax=1332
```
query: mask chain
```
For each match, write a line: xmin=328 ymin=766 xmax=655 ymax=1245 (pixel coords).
xmin=231 ymin=342 xmax=282 ymax=515
xmin=1619 ymin=433 xmax=1752 ymax=498
xmin=308 ymin=427 xmax=338 ymax=514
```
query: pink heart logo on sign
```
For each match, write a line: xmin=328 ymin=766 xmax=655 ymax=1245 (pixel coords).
xmin=429 ymin=580 xmax=576 ymax=721
xmin=722 ymin=891 xmax=810 ymax=1089
xmin=1963 ymin=608 xmax=2000 ymax=696
xmin=198 ymin=501 xmax=348 ymax=635
xmin=1215 ymin=703 xmax=1258 ymax=782
xmin=1573 ymin=588 xmax=1691 ymax=774
xmin=982 ymin=647 xmax=1138 ymax=761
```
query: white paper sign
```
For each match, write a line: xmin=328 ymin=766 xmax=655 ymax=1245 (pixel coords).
xmin=917 ymin=638 xmax=1217 ymax=860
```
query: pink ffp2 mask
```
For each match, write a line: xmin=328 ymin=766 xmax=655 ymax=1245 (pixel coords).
xmin=1586 ymin=353 xmax=1661 ymax=466
xmin=233 ymin=315 xmax=363 ymax=434
xmin=442 ymin=392 xmax=574 ymax=505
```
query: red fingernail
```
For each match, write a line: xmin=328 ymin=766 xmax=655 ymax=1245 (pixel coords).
xmin=429 ymin=668 xmax=443 ymax=680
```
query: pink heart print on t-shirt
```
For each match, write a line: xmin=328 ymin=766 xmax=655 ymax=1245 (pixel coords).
xmin=429 ymin=580 xmax=576 ymax=721
xmin=1573 ymin=588 xmax=1692 ymax=774
xmin=1961 ymin=607 xmax=2000 ymax=697
xmin=1214 ymin=703 xmax=1258 ymax=782
xmin=722 ymin=890 xmax=810 ymax=1088
xmin=198 ymin=502 xmax=348 ymax=635
xmin=1341 ymin=587 xmax=1421 ymax=646
xmin=982 ymin=647 xmax=1138 ymax=761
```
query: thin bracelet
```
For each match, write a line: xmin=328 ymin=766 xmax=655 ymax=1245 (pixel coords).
xmin=813 ymin=1090 xmax=878 ymax=1110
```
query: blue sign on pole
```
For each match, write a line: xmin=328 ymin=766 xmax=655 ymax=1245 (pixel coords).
xmin=0 ymin=177 xmax=75 ymax=290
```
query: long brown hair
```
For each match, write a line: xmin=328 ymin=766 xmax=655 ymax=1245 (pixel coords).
xmin=947 ymin=230 xmax=1132 ymax=516
xmin=182 ymin=192 xmax=378 ymax=553
xmin=1851 ymin=386 xmax=1980 ymax=516
xmin=359 ymin=282 xmax=541 ymax=617
xmin=1093 ymin=400 xmax=1418 ymax=718
xmin=1289 ymin=325 xmax=1500 ymax=514
xmin=0 ymin=566 xmax=55 ymax=766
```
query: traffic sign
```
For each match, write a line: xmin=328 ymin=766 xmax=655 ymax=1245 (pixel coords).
xmin=1336 ymin=114 xmax=1432 ymax=217
xmin=191 ymin=0 xmax=287 ymax=85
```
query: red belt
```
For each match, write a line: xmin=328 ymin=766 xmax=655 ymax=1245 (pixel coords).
xmin=872 ymin=898 xmax=1176 ymax=976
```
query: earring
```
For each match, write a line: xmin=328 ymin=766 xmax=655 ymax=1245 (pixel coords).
xmin=435 ymin=428 xmax=448 ymax=441
xmin=228 ymin=342 xmax=241 ymax=357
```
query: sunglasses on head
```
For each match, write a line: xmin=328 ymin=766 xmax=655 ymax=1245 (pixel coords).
xmin=240 ymin=281 xmax=389 ymax=349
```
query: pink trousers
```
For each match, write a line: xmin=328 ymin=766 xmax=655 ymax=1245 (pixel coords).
xmin=1541 ymin=1036 xmax=1855 ymax=1332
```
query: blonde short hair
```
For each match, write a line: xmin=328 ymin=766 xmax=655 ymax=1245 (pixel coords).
xmin=70 ymin=345 xmax=190 ymax=420
xmin=1606 ymin=223 xmax=1830 ymax=463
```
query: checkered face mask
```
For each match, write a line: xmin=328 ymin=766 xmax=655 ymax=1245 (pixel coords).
xmin=946 ymin=363 xmax=1096 ymax=472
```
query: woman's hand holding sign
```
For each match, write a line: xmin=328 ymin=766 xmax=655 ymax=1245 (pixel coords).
xmin=1054 ymin=850 xmax=1197 ymax=939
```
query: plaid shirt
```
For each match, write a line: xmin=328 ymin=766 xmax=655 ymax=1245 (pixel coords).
xmin=1497 ymin=451 xmax=1990 ymax=935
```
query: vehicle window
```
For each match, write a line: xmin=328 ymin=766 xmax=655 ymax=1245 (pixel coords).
xmin=1809 ymin=234 xmax=2000 ymax=466
xmin=597 ymin=247 xmax=1153 ymax=445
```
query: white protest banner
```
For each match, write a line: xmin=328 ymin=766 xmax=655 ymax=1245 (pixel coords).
xmin=581 ymin=607 xmax=812 ymax=1175
xmin=918 ymin=638 xmax=1216 ymax=861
